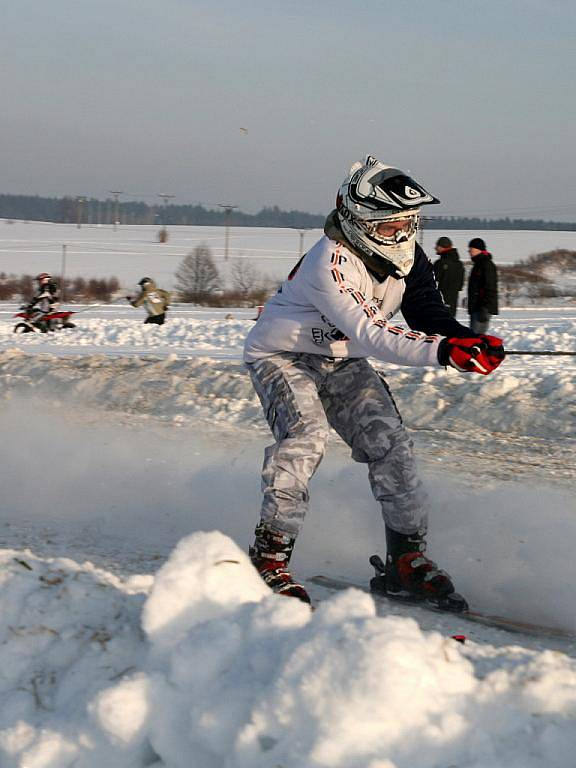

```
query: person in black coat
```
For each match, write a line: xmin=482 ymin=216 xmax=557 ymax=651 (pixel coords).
xmin=433 ymin=236 xmax=465 ymax=317
xmin=467 ymin=238 xmax=499 ymax=333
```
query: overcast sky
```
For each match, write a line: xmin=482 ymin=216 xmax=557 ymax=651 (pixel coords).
xmin=1 ymin=0 xmax=575 ymax=219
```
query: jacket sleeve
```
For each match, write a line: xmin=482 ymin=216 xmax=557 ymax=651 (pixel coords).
xmin=484 ymin=261 xmax=498 ymax=312
xmin=48 ymin=283 xmax=60 ymax=302
xmin=298 ymin=249 xmax=443 ymax=367
xmin=131 ymin=292 xmax=146 ymax=307
xmin=457 ymin=261 xmax=465 ymax=291
xmin=401 ymin=246 xmax=473 ymax=337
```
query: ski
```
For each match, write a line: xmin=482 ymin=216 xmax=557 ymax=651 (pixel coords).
xmin=308 ymin=573 xmax=576 ymax=642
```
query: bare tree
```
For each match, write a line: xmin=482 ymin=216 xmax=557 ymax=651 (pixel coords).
xmin=175 ymin=244 xmax=221 ymax=302
xmin=229 ymin=258 xmax=266 ymax=296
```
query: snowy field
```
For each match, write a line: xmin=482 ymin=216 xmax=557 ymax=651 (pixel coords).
xmin=1 ymin=218 xmax=575 ymax=289
xmin=0 ymin=222 xmax=575 ymax=768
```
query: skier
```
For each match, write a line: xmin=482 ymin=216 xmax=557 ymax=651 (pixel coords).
xmin=433 ymin=237 xmax=465 ymax=317
xmin=127 ymin=277 xmax=171 ymax=325
xmin=243 ymin=155 xmax=505 ymax=607
xmin=467 ymin=238 xmax=499 ymax=333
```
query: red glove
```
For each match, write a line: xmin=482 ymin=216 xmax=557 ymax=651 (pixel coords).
xmin=439 ymin=334 xmax=505 ymax=375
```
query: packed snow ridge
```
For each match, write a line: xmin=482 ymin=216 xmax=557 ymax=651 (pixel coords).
xmin=2 ymin=531 xmax=576 ymax=768
xmin=1 ymin=310 xmax=575 ymax=439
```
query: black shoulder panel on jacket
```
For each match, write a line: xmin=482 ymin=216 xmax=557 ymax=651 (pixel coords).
xmin=401 ymin=245 xmax=473 ymax=337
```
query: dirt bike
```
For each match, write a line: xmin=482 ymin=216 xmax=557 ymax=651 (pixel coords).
xmin=13 ymin=307 xmax=77 ymax=334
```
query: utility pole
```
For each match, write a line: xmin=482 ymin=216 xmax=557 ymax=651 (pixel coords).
xmin=109 ymin=190 xmax=123 ymax=231
xmin=76 ymin=196 xmax=86 ymax=229
xmin=61 ymin=244 xmax=67 ymax=301
xmin=158 ymin=194 xmax=175 ymax=224
xmin=218 ymin=204 xmax=238 ymax=261
xmin=158 ymin=194 xmax=175 ymax=241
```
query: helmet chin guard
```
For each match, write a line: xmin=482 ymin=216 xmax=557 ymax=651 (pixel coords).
xmin=336 ymin=155 xmax=439 ymax=277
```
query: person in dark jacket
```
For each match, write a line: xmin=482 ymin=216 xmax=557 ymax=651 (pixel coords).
xmin=433 ymin=237 xmax=465 ymax=317
xmin=467 ymin=238 xmax=499 ymax=333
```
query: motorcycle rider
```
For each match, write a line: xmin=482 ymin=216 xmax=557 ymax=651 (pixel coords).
xmin=26 ymin=273 xmax=72 ymax=330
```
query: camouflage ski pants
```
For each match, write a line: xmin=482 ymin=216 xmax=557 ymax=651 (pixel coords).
xmin=247 ymin=353 xmax=428 ymax=537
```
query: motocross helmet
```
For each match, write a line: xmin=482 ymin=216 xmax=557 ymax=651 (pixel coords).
xmin=36 ymin=272 xmax=52 ymax=285
xmin=138 ymin=277 xmax=153 ymax=287
xmin=336 ymin=155 xmax=440 ymax=277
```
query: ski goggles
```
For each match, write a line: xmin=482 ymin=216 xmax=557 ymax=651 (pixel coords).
xmin=360 ymin=210 xmax=420 ymax=246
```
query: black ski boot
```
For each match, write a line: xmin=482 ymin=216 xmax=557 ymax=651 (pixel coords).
xmin=370 ymin=527 xmax=468 ymax=613
xmin=249 ymin=523 xmax=311 ymax=604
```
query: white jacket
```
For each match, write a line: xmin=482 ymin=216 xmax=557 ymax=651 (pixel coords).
xmin=244 ymin=235 xmax=447 ymax=367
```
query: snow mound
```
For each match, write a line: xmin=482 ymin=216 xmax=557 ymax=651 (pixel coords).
xmin=141 ymin=531 xmax=269 ymax=650
xmin=0 ymin=549 xmax=149 ymax=767
xmin=2 ymin=533 xmax=576 ymax=767
xmin=0 ymin=316 xmax=249 ymax=354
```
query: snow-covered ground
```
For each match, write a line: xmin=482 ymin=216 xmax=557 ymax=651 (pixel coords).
xmin=0 ymin=223 xmax=575 ymax=768
xmin=1 ymin=218 xmax=575 ymax=289
xmin=0 ymin=304 xmax=574 ymax=443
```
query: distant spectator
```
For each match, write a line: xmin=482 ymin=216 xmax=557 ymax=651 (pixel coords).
xmin=127 ymin=277 xmax=171 ymax=325
xmin=433 ymin=237 xmax=465 ymax=317
xmin=467 ymin=238 xmax=499 ymax=333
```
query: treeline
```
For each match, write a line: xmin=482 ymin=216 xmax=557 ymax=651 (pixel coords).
xmin=1 ymin=193 xmax=575 ymax=230
xmin=0 ymin=195 xmax=325 ymax=229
